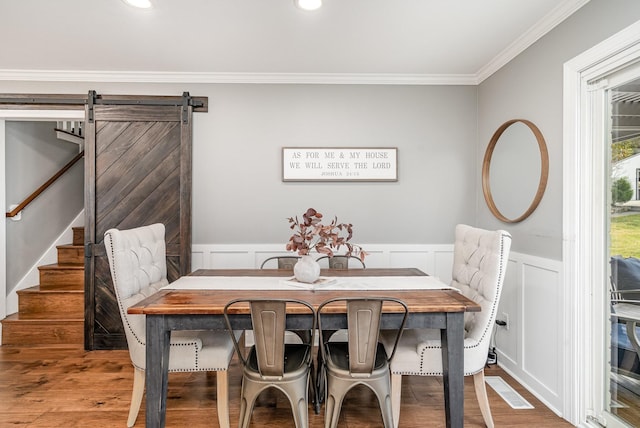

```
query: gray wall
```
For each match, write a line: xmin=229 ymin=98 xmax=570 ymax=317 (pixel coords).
xmin=2 ymin=0 xmax=639 ymax=263
xmin=5 ymin=121 xmax=83 ymax=288
xmin=477 ymin=0 xmax=640 ymax=259
xmin=192 ymin=84 xmax=478 ymax=245
xmin=0 ymin=82 xmax=479 ymax=251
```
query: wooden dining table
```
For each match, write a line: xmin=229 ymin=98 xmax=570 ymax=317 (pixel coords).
xmin=127 ymin=268 xmax=480 ymax=428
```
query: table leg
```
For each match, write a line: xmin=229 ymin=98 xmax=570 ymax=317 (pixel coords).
xmin=441 ymin=312 xmax=465 ymax=428
xmin=146 ymin=315 xmax=171 ymax=428
xmin=314 ymin=329 xmax=336 ymax=414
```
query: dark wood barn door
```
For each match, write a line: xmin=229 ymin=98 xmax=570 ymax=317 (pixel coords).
xmin=84 ymin=94 xmax=206 ymax=350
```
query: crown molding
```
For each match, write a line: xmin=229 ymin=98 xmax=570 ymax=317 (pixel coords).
xmin=476 ymin=0 xmax=591 ymax=83
xmin=0 ymin=0 xmax=588 ymax=87
xmin=0 ymin=69 xmax=478 ymax=86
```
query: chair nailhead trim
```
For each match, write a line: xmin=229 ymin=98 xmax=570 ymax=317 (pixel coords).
xmin=413 ymin=231 xmax=513 ymax=375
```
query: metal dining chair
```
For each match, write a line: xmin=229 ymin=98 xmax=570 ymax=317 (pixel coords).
xmin=317 ymin=297 xmax=408 ymax=428
xmin=316 ymin=255 xmax=366 ymax=269
xmin=260 ymin=256 xmax=301 ymax=269
xmin=224 ymin=298 xmax=317 ymax=428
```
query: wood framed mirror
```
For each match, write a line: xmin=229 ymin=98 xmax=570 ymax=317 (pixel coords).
xmin=482 ymin=119 xmax=549 ymax=223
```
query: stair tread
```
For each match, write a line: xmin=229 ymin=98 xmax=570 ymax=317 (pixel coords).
xmin=13 ymin=313 xmax=82 ymax=320
xmin=38 ymin=263 xmax=84 ymax=270
xmin=2 ymin=313 xmax=83 ymax=322
xmin=57 ymin=244 xmax=83 ymax=249
xmin=0 ymin=343 xmax=83 ymax=349
xmin=18 ymin=285 xmax=83 ymax=294
xmin=31 ymin=282 xmax=83 ymax=290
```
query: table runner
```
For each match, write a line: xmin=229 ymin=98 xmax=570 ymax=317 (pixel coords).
xmin=164 ymin=275 xmax=453 ymax=291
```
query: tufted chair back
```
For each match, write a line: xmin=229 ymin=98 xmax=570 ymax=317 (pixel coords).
xmin=451 ymin=224 xmax=511 ymax=369
xmin=104 ymin=223 xmax=168 ymax=369
xmin=382 ymin=224 xmax=511 ymax=428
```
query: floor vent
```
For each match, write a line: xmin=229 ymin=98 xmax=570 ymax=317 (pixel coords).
xmin=485 ymin=376 xmax=534 ymax=409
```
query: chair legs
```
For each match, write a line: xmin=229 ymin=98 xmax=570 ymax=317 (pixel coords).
xmin=473 ymin=370 xmax=495 ymax=428
xmin=291 ymin=377 xmax=312 ymax=428
xmin=323 ymin=377 xmax=346 ymax=428
xmin=128 ymin=367 xmax=145 ymax=427
xmin=239 ymin=374 xmax=311 ymax=428
xmin=324 ymin=394 xmax=340 ymax=427
xmin=325 ymin=374 xmax=394 ymax=428
xmin=374 ymin=379 xmax=395 ymax=428
xmin=128 ymin=367 xmax=230 ymax=428
xmin=390 ymin=373 xmax=402 ymax=428
xmin=238 ymin=377 xmax=254 ymax=428
xmin=216 ymin=370 xmax=230 ymax=428
xmin=391 ymin=371 xmax=494 ymax=428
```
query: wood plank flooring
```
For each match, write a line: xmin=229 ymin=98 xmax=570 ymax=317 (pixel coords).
xmin=0 ymin=345 xmax=573 ymax=427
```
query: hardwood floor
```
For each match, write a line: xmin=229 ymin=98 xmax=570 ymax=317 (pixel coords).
xmin=0 ymin=345 xmax=573 ymax=427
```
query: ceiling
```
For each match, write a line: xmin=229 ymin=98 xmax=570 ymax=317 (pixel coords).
xmin=0 ymin=0 xmax=590 ymax=85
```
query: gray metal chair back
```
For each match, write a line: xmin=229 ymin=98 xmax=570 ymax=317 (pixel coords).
xmin=224 ymin=298 xmax=316 ymax=428
xmin=348 ymin=299 xmax=382 ymax=374
xmin=260 ymin=256 xmax=301 ymax=269
xmin=317 ymin=297 xmax=408 ymax=428
xmin=316 ymin=255 xmax=366 ymax=269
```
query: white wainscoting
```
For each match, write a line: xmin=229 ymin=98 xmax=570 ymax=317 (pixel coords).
xmin=494 ymin=252 xmax=564 ymax=416
xmin=191 ymin=244 xmax=564 ymax=416
xmin=192 ymin=244 xmax=456 ymax=285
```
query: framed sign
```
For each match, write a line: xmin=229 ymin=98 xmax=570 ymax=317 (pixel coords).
xmin=282 ymin=147 xmax=398 ymax=182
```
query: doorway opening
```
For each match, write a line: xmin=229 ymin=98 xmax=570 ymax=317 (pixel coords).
xmin=0 ymin=110 xmax=84 ymax=335
xmin=609 ymin=75 xmax=640 ymax=428
xmin=563 ymin=19 xmax=640 ymax=428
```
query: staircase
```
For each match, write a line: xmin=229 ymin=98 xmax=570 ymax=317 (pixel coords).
xmin=1 ymin=227 xmax=84 ymax=347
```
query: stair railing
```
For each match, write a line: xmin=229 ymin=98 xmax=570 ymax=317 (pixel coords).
xmin=55 ymin=121 xmax=84 ymax=152
xmin=56 ymin=120 xmax=83 ymax=136
xmin=6 ymin=151 xmax=84 ymax=218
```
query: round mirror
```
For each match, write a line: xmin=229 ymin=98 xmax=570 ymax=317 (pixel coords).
xmin=482 ymin=119 xmax=549 ymax=223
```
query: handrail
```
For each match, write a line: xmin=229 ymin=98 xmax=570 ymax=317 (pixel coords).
xmin=6 ymin=151 xmax=84 ymax=218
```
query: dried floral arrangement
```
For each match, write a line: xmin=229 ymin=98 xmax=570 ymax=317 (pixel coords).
xmin=285 ymin=208 xmax=366 ymax=260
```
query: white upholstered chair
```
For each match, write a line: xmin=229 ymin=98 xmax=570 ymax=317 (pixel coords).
xmin=104 ymin=223 xmax=237 ymax=428
xmin=383 ymin=224 xmax=511 ymax=428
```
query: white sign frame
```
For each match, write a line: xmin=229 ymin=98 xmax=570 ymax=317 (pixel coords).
xmin=282 ymin=147 xmax=398 ymax=182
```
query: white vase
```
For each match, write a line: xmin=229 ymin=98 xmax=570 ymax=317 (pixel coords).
xmin=293 ymin=255 xmax=321 ymax=283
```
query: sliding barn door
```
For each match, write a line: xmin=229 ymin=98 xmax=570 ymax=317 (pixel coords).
xmin=84 ymin=93 xmax=205 ymax=350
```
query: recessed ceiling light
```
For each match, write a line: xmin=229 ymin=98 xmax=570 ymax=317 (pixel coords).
xmin=122 ymin=0 xmax=152 ymax=9
xmin=295 ymin=0 xmax=322 ymax=11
